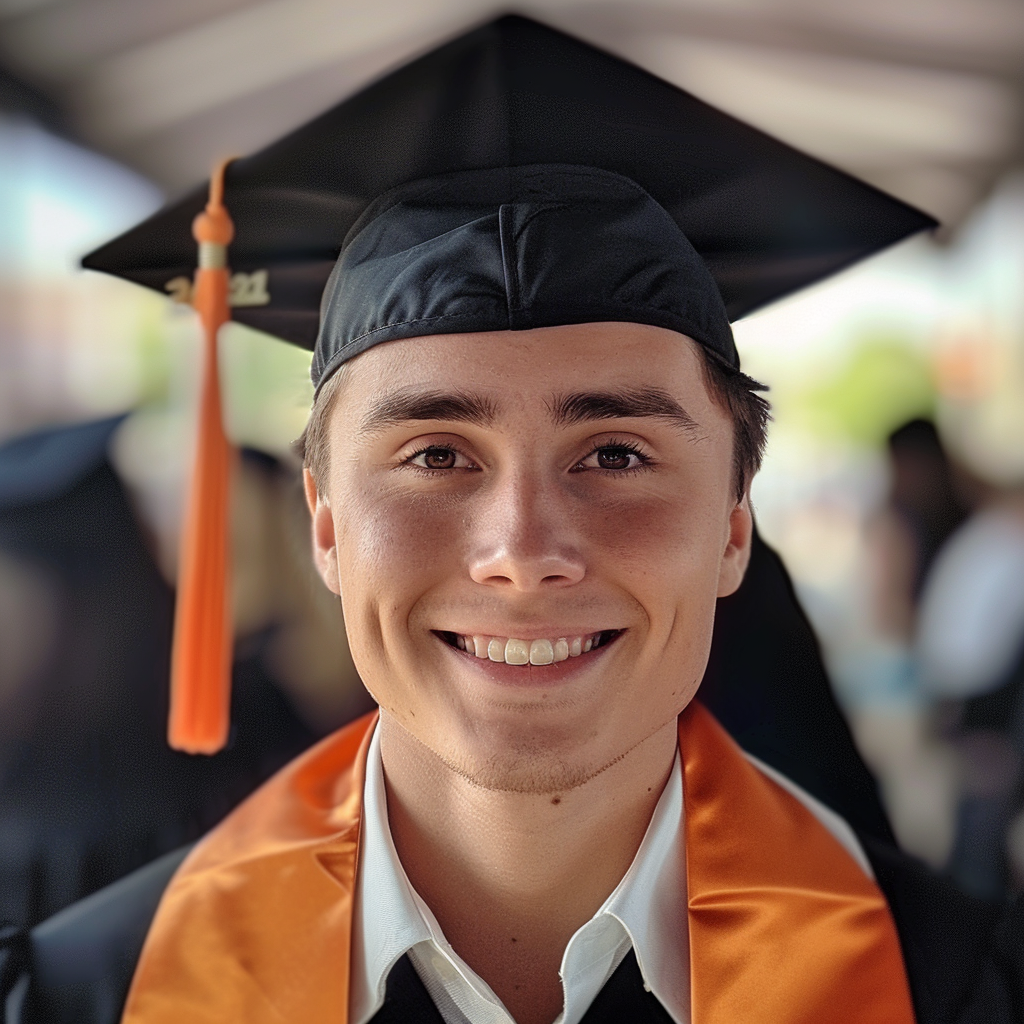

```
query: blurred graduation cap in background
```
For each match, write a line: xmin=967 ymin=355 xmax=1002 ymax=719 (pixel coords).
xmin=82 ymin=14 xmax=936 ymax=758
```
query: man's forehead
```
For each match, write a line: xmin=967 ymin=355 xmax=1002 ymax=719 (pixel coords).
xmin=343 ymin=322 xmax=703 ymax=382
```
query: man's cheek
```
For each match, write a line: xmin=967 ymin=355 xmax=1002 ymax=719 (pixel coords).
xmin=342 ymin=493 xmax=462 ymax=585
xmin=585 ymin=491 xmax=714 ymax=572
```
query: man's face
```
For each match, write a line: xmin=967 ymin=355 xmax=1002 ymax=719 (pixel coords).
xmin=307 ymin=322 xmax=752 ymax=793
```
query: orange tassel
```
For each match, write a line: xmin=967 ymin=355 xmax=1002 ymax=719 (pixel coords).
xmin=168 ymin=161 xmax=236 ymax=754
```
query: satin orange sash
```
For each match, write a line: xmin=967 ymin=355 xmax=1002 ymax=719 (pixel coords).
xmin=680 ymin=704 xmax=915 ymax=1023
xmin=122 ymin=703 xmax=916 ymax=1023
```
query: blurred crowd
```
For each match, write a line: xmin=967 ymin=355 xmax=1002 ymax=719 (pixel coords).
xmin=839 ymin=418 xmax=1024 ymax=899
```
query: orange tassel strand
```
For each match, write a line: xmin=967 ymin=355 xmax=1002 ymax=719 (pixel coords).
xmin=168 ymin=160 xmax=236 ymax=754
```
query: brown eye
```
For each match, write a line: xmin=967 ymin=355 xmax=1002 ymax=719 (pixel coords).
xmin=596 ymin=448 xmax=634 ymax=470
xmin=406 ymin=444 xmax=476 ymax=472
xmin=574 ymin=443 xmax=650 ymax=473
xmin=421 ymin=447 xmax=457 ymax=469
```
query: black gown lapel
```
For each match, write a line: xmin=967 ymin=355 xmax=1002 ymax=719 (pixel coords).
xmin=369 ymin=948 xmax=674 ymax=1024
xmin=368 ymin=955 xmax=446 ymax=1024
xmin=577 ymin=949 xmax=675 ymax=1023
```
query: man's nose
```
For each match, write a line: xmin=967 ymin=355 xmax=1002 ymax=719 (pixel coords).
xmin=467 ymin=474 xmax=585 ymax=591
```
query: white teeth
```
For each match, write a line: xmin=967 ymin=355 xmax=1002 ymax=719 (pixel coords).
xmin=529 ymin=639 xmax=554 ymax=665
xmin=505 ymin=639 xmax=530 ymax=665
xmin=457 ymin=632 xmax=611 ymax=664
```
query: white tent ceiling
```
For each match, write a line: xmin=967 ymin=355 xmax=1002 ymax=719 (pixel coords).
xmin=1 ymin=0 xmax=1022 ymax=229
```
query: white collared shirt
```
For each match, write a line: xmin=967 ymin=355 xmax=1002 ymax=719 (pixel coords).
xmin=350 ymin=721 xmax=872 ymax=1024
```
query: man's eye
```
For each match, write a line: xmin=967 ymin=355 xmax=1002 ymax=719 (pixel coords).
xmin=577 ymin=445 xmax=650 ymax=472
xmin=407 ymin=446 xmax=470 ymax=470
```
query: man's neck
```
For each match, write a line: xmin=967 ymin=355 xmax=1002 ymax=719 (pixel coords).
xmin=378 ymin=714 xmax=678 ymax=1024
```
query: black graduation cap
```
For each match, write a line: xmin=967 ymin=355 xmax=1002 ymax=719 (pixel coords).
xmin=84 ymin=12 xmax=936 ymax=384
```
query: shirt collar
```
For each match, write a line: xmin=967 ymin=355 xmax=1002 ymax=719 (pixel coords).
xmin=597 ymin=747 xmax=688 ymax=1018
xmin=349 ymin=721 xmax=430 ymax=1023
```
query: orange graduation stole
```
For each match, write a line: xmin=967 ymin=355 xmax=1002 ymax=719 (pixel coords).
xmin=121 ymin=702 xmax=917 ymax=1023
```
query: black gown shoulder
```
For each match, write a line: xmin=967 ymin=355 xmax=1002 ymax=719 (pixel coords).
xmin=863 ymin=836 xmax=1023 ymax=1024
xmin=1 ymin=846 xmax=189 ymax=1024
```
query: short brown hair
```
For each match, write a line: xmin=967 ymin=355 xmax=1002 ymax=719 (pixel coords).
xmin=296 ymin=364 xmax=349 ymax=497
xmin=697 ymin=350 xmax=771 ymax=500
xmin=297 ymin=346 xmax=769 ymax=501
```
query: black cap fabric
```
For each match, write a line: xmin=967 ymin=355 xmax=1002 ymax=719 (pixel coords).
xmin=313 ymin=164 xmax=735 ymax=385
xmin=82 ymin=14 xmax=937 ymax=381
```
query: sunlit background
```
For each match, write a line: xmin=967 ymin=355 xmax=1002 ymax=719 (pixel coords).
xmin=2 ymin=0 xmax=1024 ymax=917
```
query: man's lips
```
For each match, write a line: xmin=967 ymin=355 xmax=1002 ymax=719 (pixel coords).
xmin=433 ymin=629 xmax=625 ymax=665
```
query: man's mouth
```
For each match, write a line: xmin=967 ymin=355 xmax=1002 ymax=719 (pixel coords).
xmin=435 ymin=630 xmax=624 ymax=665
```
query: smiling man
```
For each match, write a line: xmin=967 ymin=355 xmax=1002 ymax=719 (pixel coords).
xmin=7 ymin=14 xmax=1024 ymax=1024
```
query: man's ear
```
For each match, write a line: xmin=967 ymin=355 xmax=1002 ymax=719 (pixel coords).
xmin=717 ymin=490 xmax=753 ymax=598
xmin=303 ymin=468 xmax=342 ymax=596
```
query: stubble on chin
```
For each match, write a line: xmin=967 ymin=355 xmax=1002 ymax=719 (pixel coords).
xmin=397 ymin=715 xmax=663 ymax=796
xmin=436 ymin=746 xmax=598 ymax=795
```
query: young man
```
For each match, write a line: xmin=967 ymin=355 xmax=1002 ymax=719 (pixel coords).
xmin=293 ymin=320 xmax=843 ymax=1024
xmin=5 ymin=15 xmax=1022 ymax=1024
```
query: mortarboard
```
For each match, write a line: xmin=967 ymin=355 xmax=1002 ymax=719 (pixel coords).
xmin=83 ymin=14 xmax=936 ymax=753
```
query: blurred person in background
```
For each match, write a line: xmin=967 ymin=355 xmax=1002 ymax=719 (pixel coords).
xmin=0 ymin=413 xmax=369 ymax=929
xmin=882 ymin=419 xmax=971 ymax=607
xmin=836 ymin=419 xmax=969 ymax=869
xmin=916 ymin=474 xmax=1024 ymax=899
xmin=845 ymin=413 xmax=1024 ymax=900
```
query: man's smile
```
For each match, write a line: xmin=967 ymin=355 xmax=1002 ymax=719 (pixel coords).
xmin=433 ymin=629 xmax=626 ymax=664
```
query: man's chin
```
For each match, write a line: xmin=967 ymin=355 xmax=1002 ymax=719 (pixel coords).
xmin=381 ymin=694 xmax=665 ymax=795
xmin=422 ymin=718 xmax=630 ymax=795
xmin=434 ymin=746 xmax=602 ymax=795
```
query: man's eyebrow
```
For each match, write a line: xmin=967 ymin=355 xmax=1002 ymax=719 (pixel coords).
xmin=358 ymin=388 xmax=499 ymax=435
xmin=549 ymin=388 xmax=701 ymax=434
